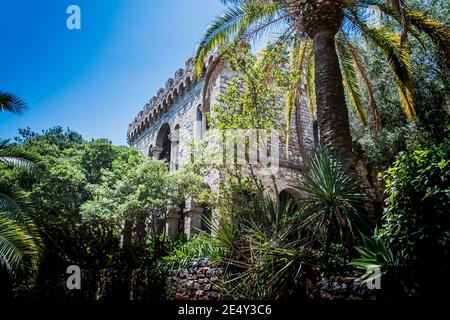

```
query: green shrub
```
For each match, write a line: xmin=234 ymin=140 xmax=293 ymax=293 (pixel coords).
xmin=380 ymin=137 xmax=449 ymax=260
xmin=163 ymin=234 xmax=223 ymax=270
xmin=319 ymin=243 xmax=350 ymax=275
xmin=378 ymin=137 xmax=450 ymax=294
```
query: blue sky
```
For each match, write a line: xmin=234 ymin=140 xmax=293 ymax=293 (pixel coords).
xmin=0 ymin=0 xmax=222 ymax=145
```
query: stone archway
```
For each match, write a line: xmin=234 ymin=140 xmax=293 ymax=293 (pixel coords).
xmin=278 ymin=188 xmax=302 ymax=213
xmin=155 ymin=123 xmax=171 ymax=163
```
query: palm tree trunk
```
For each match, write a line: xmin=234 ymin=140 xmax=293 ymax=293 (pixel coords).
xmin=300 ymin=1 xmax=354 ymax=167
xmin=313 ymin=30 xmax=354 ymax=166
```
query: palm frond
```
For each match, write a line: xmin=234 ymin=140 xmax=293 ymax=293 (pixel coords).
xmin=386 ymin=0 xmax=409 ymax=46
xmin=0 ymin=140 xmax=36 ymax=174
xmin=305 ymin=46 xmax=316 ymax=119
xmin=336 ymin=36 xmax=368 ymax=125
xmin=0 ymin=92 xmax=27 ymax=114
xmin=194 ymin=1 xmax=281 ymax=78
xmin=0 ymin=213 xmax=40 ymax=271
xmin=285 ymin=38 xmax=308 ymax=156
xmin=354 ymin=20 xmax=416 ymax=118
xmin=405 ymin=10 xmax=450 ymax=65
xmin=361 ymin=0 xmax=450 ymax=65
xmin=342 ymin=35 xmax=382 ymax=132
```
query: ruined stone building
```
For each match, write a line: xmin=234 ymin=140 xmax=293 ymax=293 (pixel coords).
xmin=127 ymin=55 xmax=316 ymax=238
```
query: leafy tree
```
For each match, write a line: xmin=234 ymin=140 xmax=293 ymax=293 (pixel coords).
xmin=351 ymin=0 xmax=449 ymax=166
xmin=81 ymin=159 xmax=203 ymax=258
xmin=210 ymin=43 xmax=286 ymax=132
xmin=80 ymin=139 xmax=119 ymax=184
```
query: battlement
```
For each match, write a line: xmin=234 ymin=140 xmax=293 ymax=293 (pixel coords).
xmin=127 ymin=57 xmax=197 ymax=144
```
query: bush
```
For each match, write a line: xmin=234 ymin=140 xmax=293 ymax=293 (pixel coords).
xmin=379 ymin=137 xmax=450 ymax=294
xmin=381 ymin=137 xmax=449 ymax=257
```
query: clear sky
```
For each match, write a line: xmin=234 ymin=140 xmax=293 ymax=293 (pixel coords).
xmin=0 ymin=0 xmax=222 ymax=145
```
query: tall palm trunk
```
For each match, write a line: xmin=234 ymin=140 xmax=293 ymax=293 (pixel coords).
xmin=314 ymin=30 xmax=354 ymax=165
xmin=301 ymin=1 xmax=354 ymax=167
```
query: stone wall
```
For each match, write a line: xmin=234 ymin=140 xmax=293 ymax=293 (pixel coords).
xmin=167 ymin=258 xmax=222 ymax=300
xmin=319 ymin=272 xmax=376 ymax=301
xmin=127 ymin=53 xmax=316 ymax=238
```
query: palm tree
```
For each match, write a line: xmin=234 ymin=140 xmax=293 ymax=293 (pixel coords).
xmin=195 ymin=0 xmax=449 ymax=166
xmin=0 ymin=94 xmax=40 ymax=271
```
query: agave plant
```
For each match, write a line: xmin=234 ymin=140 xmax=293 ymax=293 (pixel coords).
xmin=195 ymin=0 xmax=450 ymax=166
xmin=297 ymin=149 xmax=367 ymax=246
xmin=350 ymin=228 xmax=407 ymax=284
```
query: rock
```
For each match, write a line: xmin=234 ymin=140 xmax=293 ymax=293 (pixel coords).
xmin=196 ymin=290 xmax=204 ymax=297
xmin=175 ymin=293 xmax=188 ymax=300
xmin=208 ymin=291 xmax=219 ymax=300
xmin=321 ymin=291 xmax=332 ymax=300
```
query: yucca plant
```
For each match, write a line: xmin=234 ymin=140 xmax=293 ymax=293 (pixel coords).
xmin=220 ymin=231 xmax=314 ymax=300
xmin=194 ymin=174 xmax=317 ymax=300
xmin=298 ymin=149 xmax=367 ymax=246
xmin=195 ymin=0 xmax=450 ymax=166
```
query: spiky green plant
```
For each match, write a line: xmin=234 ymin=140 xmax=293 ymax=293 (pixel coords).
xmin=192 ymin=174 xmax=317 ymax=300
xmin=298 ymin=149 xmax=366 ymax=246
xmin=350 ymin=228 xmax=407 ymax=283
xmin=195 ymin=0 xmax=450 ymax=165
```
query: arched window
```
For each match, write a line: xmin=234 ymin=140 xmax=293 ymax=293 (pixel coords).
xmin=156 ymin=123 xmax=171 ymax=165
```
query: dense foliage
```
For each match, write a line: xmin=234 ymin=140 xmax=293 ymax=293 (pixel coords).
xmin=0 ymin=127 xmax=202 ymax=299
xmin=352 ymin=137 xmax=450 ymax=296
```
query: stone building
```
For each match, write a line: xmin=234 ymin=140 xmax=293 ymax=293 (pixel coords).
xmin=127 ymin=55 xmax=316 ymax=238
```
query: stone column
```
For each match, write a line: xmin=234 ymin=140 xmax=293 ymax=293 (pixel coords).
xmin=165 ymin=209 xmax=181 ymax=239
xmin=170 ymin=130 xmax=180 ymax=171
xmin=149 ymin=215 xmax=163 ymax=234
xmin=151 ymin=146 xmax=163 ymax=160
xmin=183 ymin=197 xmax=204 ymax=239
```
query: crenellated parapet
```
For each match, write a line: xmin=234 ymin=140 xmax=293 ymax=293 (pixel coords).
xmin=127 ymin=57 xmax=198 ymax=144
